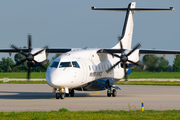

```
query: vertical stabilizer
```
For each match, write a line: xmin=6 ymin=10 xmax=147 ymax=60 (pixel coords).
xmin=92 ymin=2 xmax=174 ymax=50
xmin=113 ymin=2 xmax=136 ymax=49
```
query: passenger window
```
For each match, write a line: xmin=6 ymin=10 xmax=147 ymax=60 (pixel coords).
xmin=102 ymin=64 xmax=104 ymax=70
xmin=89 ymin=66 xmax=91 ymax=71
xmin=72 ymin=61 xmax=80 ymax=68
xmin=50 ymin=61 xmax=59 ymax=68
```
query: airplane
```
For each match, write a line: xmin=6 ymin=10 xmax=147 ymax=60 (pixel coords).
xmin=0 ymin=2 xmax=180 ymax=99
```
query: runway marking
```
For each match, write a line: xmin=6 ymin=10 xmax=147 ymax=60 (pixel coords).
xmin=89 ymin=91 xmax=99 ymax=96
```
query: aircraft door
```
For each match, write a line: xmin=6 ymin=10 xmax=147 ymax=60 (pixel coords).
xmin=78 ymin=59 xmax=88 ymax=83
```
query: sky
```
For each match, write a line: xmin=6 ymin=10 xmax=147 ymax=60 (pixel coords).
xmin=0 ymin=0 xmax=180 ymax=65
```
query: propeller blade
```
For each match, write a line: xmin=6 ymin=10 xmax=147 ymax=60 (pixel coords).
xmin=27 ymin=64 xmax=31 ymax=81
xmin=10 ymin=44 xmax=27 ymax=57
xmin=34 ymin=60 xmax=47 ymax=70
xmin=118 ymin=35 xmax=124 ymax=56
xmin=123 ymin=62 xmax=128 ymax=81
xmin=127 ymin=60 xmax=147 ymax=70
xmin=33 ymin=45 xmax=49 ymax=57
xmin=119 ymin=40 xmax=124 ymax=56
xmin=106 ymin=61 xmax=121 ymax=73
xmin=126 ymin=42 xmax=142 ymax=57
xmin=11 ymin=59 xmax=26 ymax=68
xmin=113 ymin=54 xmax=121 ymax=58
xmin=28 ymin=34 xmax=32 ymax=53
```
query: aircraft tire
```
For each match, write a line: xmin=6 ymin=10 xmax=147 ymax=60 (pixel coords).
xmin=60 ymin=93 xmax=65 ymax=99
xmin=65 ymin=93 xmax=69 ymax=97
xmin=107 ymin=93 xmax=111 ymax=97
xmin=112 ymin=89 xmax=117 ymax=97
xmin=56 ymin=93 xmax=60 ymax=99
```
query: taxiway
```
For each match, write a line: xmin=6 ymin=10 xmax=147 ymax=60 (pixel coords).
xmin=0 ymin=84 xmax=179 ymax=112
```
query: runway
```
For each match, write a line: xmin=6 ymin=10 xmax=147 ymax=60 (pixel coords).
xmin=0 ymin=84 xmax=180 ymax=112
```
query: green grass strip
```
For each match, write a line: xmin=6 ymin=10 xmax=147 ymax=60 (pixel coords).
xmin=1 ymin=81 xmax=180 ymax=86
xmin=128 ymin=72 xmax=180 ymax=79
xmin=115 ymin=81 xmax=180 ymax=86
xmin=0 ymin=72 xmax=46 ymax=79
xmin=1 ymin=72 xmax=180 ymax=79
xmin=0 ymin=80 xmax=47 ymax=84
xmin=0 ymin=80 xmax=180 ymax=86
xmin=0 ymin=108 xmax=180 ymax=120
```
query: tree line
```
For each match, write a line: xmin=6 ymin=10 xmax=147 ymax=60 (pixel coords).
xmin=133 ymin=55 xmax=180 ymax=72
xmin=0 ymin=53 xmax=180 ymax=72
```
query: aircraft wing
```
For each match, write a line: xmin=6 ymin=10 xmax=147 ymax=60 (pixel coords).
xmin=46 ymin=48 xmax=71 ymax=53
xmin=0 ymin=49 xmax=29 ymax=53
xmin=139 ymin=49 xmax=180 ymax=55
xmin=0 ymin=48 xmax=72 ymax=54
xmin=97 ymin=48 xmax=180 ymax=55
xmin=97 ymin=49 xmax=125 ymax=54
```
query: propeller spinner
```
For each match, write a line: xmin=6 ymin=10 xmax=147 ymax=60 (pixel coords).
xmin=10 ymin=34 xmax=48 ymax=80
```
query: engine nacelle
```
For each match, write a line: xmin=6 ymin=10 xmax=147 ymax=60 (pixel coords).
xmin=31 ymin=48 xmax=47 ymax=62
xmin=124 ymin=49 xmax=140 ymax=63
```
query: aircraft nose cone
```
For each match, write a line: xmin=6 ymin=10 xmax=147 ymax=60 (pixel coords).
xmin=46 ymin=67 xmax=61 ymax=87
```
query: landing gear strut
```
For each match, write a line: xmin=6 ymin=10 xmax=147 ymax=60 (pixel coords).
xmin=70 ymin=89 xmax=75 ymax=97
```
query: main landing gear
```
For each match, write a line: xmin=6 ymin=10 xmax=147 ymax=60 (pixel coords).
xmin=54 ymin=88 xmax=75 ymax=99
xmin=106 ymin=80 xmax=120 ymax=97
xmin=107 ymin=88 xmax=117 ymax=97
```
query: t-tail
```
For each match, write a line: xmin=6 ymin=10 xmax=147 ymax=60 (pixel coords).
xmin=92 ymin=2 xmax=174 ymax=50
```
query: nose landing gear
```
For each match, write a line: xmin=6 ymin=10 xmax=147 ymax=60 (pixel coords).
xmin=54 ymin=88 xmax=75 ymax=99
xmin=55 ymin=93 xmax=65 ymax=99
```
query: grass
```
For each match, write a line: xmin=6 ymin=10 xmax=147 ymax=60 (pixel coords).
xmin=1 ymin=80 xmax=180 ymax=86
xmin=1 ymin=72 xmax=180 ymax=85
xmin=0 ymin=108 xmax=180 ymax=120
xmin=115 ymin=81 xmax=180 ymax=86
xmin=128 ymin=72 xmax=180 ymax=79
xmin=0 ymin=72 xmax=180 ymax=79
xmin=0 ymin=80 xmax=47 ymax=84
xmin=0 ymin=72 xmax=46 ymax=78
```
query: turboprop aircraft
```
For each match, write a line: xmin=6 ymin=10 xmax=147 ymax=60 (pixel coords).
xmin=0 ymin=2 xmax=180 ymax=99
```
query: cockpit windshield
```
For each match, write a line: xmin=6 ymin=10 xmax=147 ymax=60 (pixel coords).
xmin=59 ymin=61 xmax=80 ymax=68
xmin=59 ymin=62 xmax=72 ymax=68
xmin=50 ymin=61 xmax=59 ymax=68
xmin=72 ymin=61 xmax=80 ymax=68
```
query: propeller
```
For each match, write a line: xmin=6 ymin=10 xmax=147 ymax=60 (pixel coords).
xmin=106 ymin=36 xmax=146 ymax=81
xmin=10 ymin=34 xmax=48 ymax=80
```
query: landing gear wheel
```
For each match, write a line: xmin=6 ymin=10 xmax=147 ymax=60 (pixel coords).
xmin=112 ymin=89 xmax=117 ymax=97
xmin=56 ymin=93 xmax=60 ymax=99
xmin=107 ymin=92 xmax=111 ymax=97
xmin=70 ymin=89 xmax=74 ymax=97
xmin=60 ymin=93 xmax=65 ymax=99
xmin=65 ymin=93 xmax=69 ymax=97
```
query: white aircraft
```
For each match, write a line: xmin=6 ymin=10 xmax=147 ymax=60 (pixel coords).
xmin=0 ymin=2 xmax=180 ymax=99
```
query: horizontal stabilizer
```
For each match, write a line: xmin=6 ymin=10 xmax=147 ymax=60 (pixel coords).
xmin=91 ymin=7 xmax=174 ymax=12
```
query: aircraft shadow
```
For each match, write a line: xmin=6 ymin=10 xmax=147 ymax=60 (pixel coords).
xmin=0 ymin=91 xmax=107 ymax=99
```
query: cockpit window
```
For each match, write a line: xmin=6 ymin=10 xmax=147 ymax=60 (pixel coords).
xmin=59 ymin=62 xmax=72 ymax=68
xmin=50 ymin=61 xmax=59 ymax=68
xmin=72 ymin=61 xmax=80 ymax=68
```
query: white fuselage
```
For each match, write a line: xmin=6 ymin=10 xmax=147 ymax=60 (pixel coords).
xmin=46 ymin=48 xmax=124 ymax=89
xmin=46 ymin=48 xmax=139 ymax=90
